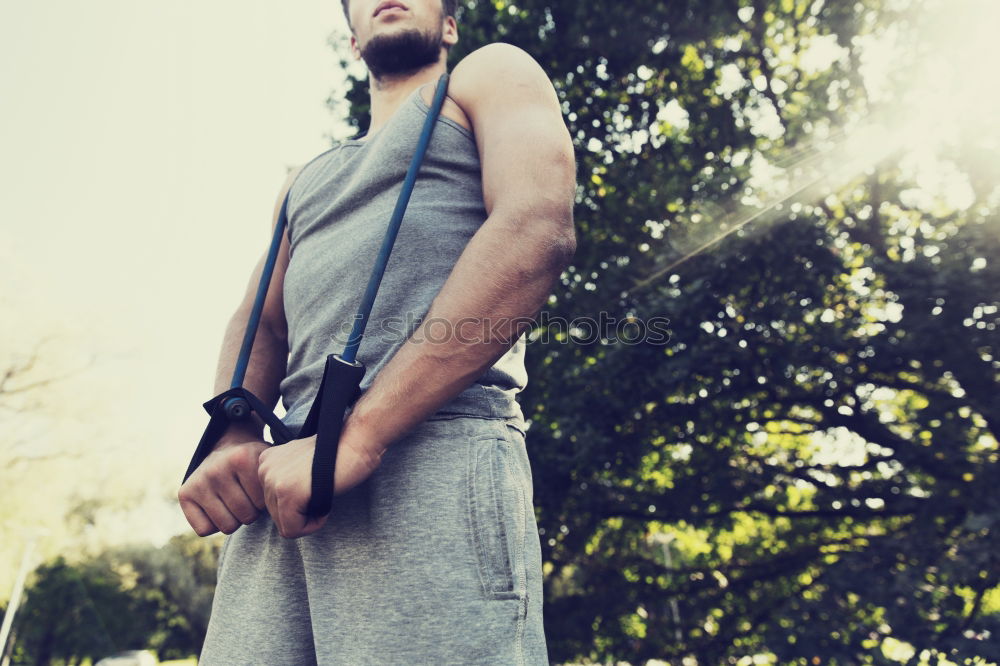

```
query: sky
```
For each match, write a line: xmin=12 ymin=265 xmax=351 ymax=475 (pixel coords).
xmin=1 ymin=0 xmax=360 ymax=569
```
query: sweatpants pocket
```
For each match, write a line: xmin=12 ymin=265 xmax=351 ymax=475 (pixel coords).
xmin=467 ymin=432 xmax=526 ymax=601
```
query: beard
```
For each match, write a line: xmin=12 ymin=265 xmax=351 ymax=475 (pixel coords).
xmin=360 ymin=24 xmax=444 ymax=80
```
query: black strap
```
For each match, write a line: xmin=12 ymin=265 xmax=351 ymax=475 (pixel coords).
xmin=181 ymin=387 xmax=295 ymax=484
xmin=299 ymin=74 xmax=452 ymax=518
xmin=297 ymin=354 xmax=366 ymax=517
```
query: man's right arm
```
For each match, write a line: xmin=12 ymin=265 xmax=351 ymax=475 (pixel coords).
xmin=178 ymin=166 xmax=302 ymax=536
xmin=211 ymin=166 xmax=302 ymax=445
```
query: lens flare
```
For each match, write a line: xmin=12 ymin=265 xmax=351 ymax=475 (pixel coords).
xmin=628 ymin=0 xmax=999 ymax=294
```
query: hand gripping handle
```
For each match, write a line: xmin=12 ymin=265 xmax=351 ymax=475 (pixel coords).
xmin=296 ymin=354 xmax=366 ymax=518
xmin=181 ymin=387 xmax=296 ymax=484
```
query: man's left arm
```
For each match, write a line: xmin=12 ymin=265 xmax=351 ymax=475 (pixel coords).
xmin=345 ymin=43 xmax=577 ymax=453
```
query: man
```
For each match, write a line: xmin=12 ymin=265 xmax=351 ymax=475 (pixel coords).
xmin=178 ymin=0 xmax=575 ymax=663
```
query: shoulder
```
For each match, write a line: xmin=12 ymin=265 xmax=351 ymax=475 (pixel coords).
xmin=449 ymin=43 xmax=557 ymax=113
xmin=277 ymin=163 xmax=307 ymax=207
xmin=418 ymin=44 xmax=555 ymax=134
xmin=286 ymin=163 xmax=306 ymax=186
xmin=289 ymin=146 xmax=338 ymax=186
xmin=271 ymin=164 xmax=305 ymax=229
xmin=452 ymin=42 xmax=548 ymax=81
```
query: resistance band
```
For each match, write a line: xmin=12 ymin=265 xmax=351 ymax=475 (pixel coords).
xmin=182 ymin=73 xmax=451 ymax=519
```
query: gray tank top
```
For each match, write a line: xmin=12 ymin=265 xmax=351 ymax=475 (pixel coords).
xmin=278 ymin=85 xmax=528 ymax=431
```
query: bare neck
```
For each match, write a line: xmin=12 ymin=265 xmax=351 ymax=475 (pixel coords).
xmin=365 ymin=60 xmax=448 ymax=137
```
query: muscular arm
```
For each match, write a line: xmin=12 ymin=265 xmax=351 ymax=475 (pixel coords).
xmin=178 ymin=167 xmax=299 ymax=537
xmin=343 ymin=44 xmax=577 ymax=453
xmin=211 ymin=168 xmax=300 ymax=444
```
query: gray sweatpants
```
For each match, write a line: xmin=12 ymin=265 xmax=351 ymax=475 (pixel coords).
xmin=199 ymin=414 xmax=548 ymax=665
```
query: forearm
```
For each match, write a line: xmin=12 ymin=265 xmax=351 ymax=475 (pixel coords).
xmin=213 ymin=306 xmax=288 ymax=443
xmin=344 ymin=214 xmax=574 ymax=451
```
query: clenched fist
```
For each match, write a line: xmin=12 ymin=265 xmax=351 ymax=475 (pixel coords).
xmin=178 ymin=437 xmax=270 ymax=537
xmin=257 ymin=432 xmax=385 ymax=539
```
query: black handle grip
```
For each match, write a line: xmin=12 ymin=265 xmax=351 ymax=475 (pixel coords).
xmin=298 ymin=353 xmax=366 ymax=518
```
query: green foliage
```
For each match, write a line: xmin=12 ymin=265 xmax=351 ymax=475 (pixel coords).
xmin=339 ymin=1 xmax=1000 ymax=662
xmin=93 ymin=534 xmax=222 ymax=661
xmin=9 ymin=534 xmax=222 ymax=665
xmin=11 ymin=557 xmax=155 ymax=665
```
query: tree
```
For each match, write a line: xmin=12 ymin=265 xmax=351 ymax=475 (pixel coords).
xmin=9 ymin=534 xmax=222 ymax=665
xmin=95 ymin=533 xmax=222 ymax=661
xmin=11 ymin=557 xmax=156 ymax=666
xmin=337 ymin=0 xmax=999 ymax=663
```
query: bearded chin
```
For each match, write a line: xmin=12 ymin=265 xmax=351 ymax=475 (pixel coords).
xmin=361 ymin=27 xmax=444 ymax=80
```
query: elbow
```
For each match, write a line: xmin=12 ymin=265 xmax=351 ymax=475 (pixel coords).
xmin=262 ymin=309 xmax=290 ymax=346
xmin=233 ymin=303 xmax=288 ymax=346
xmin=527 ymin=212 xmax=576 ymax=275
xmin=490 ymin=203 xmax=576 ymax=273
xmin=548 ymin=212 xmax=577 ymax=272
xmin=550 ymin=233 xmax=575 ymax=275
xmin=562 ymin=216 xmax=578 ymax=261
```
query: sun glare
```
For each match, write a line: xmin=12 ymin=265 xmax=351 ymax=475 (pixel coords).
xmin=825 ymin=0 xmax=1000 ymax=200
xmin=630 ymin=0 xmax=997 ymax=288
xmin=856 ymin=0 xmax=1000 ymax=220
xmin=869 ymin=0 xmax=1000 ymax=153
